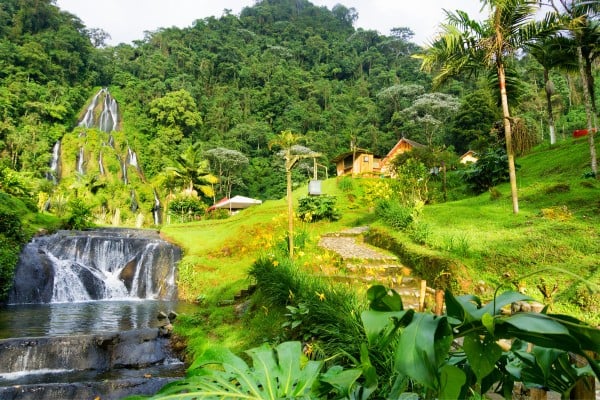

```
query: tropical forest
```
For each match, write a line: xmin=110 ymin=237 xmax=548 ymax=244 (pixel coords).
xmin=0 ymin=0 xmax=599 ymax=399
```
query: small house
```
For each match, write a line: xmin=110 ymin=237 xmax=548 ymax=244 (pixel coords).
xmin=332 ymin=149 xmax=381 ymax=177
xmin=332 ymin=138 xmax=425 ymax=178
xmin=380 ymin=137 xmax=426 ymax=176
xmin=459 ymin=150 xmax=478 ymax=164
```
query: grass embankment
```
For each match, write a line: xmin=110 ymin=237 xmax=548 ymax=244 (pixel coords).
xmin=162 ymin=137 xmax=600 ymax=360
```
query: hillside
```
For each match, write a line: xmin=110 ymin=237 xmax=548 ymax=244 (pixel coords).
xmin=162 ymin=137 xmax=600 ymax=328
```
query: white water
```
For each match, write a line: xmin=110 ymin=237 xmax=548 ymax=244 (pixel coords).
xmin=99 ymin=92 xmax=118 ymax=132
xmin=77 ymin=147 xmax=85 ymax=175
xmin=78 ymin=89 xmax=103 ymax=128
xmin=128 ymin=147 xmax=138 ymax=168
xmin=48 ymin=140 xmax=60 ymax=183
xmin=98 ymin=151 xmax=105 ymax=175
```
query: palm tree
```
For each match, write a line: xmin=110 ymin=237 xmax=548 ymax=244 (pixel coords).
xmin=548 ymin=0 xmax=600 ymax=175
xmin=527 ymin=36 xmax=578 ymax=145
xmin=417 ymin=0 xmax=557 ymax=214
xmin=167 ymin=144 xmax=216 ymax=198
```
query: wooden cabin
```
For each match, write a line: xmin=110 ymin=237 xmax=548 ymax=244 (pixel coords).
xmin=332 ymin=149 xmax=381 ymax=177
xmin=379 ymin=138 xmax=426 ymax=176
xmin=333 ymin=138 xmax=426 ymax=177
xmin=459 ymin=150 xmax=478 ymax=164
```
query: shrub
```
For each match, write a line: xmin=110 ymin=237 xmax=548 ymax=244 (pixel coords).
xmin=337 ymin=176 xmax=354 ymax=192
xmin=297 ymin=195 xmax=341 ymax=222
xmin=65 ymin=198 xmax=93 ymax=230
xmin=168 ymin=196 xmax=206 ymax=223
xmin=374 ymin=199 xmax=413 ymax=230
xmin=462 ymin=147 xmax=515 ymax=194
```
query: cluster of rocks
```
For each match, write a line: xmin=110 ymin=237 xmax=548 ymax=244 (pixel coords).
xmin=157 ymin=310 xmax=178 ymax=337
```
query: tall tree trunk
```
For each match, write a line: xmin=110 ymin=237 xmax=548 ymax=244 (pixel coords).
xmin=498 ymin=63 xmax=520 ymax=214
xmin=544 ymin=68 xmax=557 ymax=145
xmin=576 ymin=45 xmax=598 ymax=176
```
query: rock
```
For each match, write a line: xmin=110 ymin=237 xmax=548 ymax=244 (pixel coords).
xmin=157 ymin=311 xmax=168 ymax=320
xmin=168 ymin=311 xmax=178 ymax=322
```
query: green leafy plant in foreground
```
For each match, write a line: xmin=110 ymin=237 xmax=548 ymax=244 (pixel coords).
xmin=133 ymin=341 xmax=362 ymax=399
xmin=361 ymin=285 xmax=600 ymax=399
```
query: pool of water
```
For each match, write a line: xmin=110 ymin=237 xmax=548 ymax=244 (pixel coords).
xmin=0 ymin=300 xmax=200 ymax=339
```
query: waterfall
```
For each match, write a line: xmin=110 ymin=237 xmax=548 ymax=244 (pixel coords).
xmin=108 ymin=134 xmax=115 ymax=148
xmin=78 ymin=89 xmax=103 ymax=128
xmin=130 ymin=190 xmax=138 ymax=213
xmin=47 ymin=140 xmax=61 ymax=183
xmin=120 ymin=156 xmax=128 ymax=184
xmin=127 ymin=147 xmax=138 ymax=168
xmin=77 ymin=147 xmax=85 ymax=175
xmin=98 ymin=151 xmax=105 ymax=175
xmin=99 ymin=91 xmax=118 ymax=132
xmin=8 ymin=229 xmax=181 ymax=304
xmin=152 ymin=190 xmax=162 ymax=225
xmin=77 ymin=88 xmax=119 ymax=132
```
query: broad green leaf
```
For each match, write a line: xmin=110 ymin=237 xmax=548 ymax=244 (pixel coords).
xmin=474 ymin=291 xmax=534 ymax=318
xmin=463 ymin=332 xmax=502 ymax=383
xmin=482 ymin=312 xmax=495 ymax=335
xmin=361 ymin=309 xmax=413 ymax=346
xmin=546 ymin=313 xmax=600 ymax=353
xmin=154 ymin=341 xmax=322 ymax=399
xmin=439 ymin=364 xmax=467 ymax=400
xmin=319 ymin=366 xmax=363 ymax=397
xmin=395 ymin=313 xmax=452 ymax=390
xmin=445 ymin=292 xmax=481 ymax=323
xmin=367 ymin=285 xmax=403 ymax=311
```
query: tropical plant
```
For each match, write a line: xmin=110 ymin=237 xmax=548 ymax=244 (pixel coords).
xmin=417 ymin=0 xmax=558 ymax=213
xmin=360 ymin=284 xmax=600 ymax=399
xmin=462 ymin=147 xmax=513 ymax=193
xmin=297 ymin=195 xmax=341 ymax=222
xmin=166 ymin=144 xmax=216 ymax=199
xmin=65 ymin=198 xmax=93 ymax=230
xmin=139 ymin=341 xmax=325 ymax=399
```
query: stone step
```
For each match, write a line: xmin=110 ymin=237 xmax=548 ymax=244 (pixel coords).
xmin=345 ymin=263 xmax=410 ymax=275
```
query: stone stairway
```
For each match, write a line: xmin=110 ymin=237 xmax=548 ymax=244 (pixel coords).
xmin=318 ymin=227 xmax=427 ymax=310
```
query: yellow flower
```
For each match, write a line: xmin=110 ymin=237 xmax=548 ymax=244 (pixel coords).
xmin=316 ymin=291 xmax=326 ymax=301
xmin=272 ymin=260 xmax=279 ymax=267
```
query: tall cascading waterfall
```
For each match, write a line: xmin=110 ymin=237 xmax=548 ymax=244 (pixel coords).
xmin=99 ymin=91 xmax=119 ymax=132
xmin=47 ymin=140 xmax=61 ymax=183
xmin=8 ymin=229 xmax=180 ymax=304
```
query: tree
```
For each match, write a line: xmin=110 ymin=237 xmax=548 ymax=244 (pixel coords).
xmin=148 ymin=89 xmax=202 ymax=141
xmin=268 ymin=130 xmax=320 ymax=258
xmin=527 ymin=36 xmax=578 ymax=145
xmin=417 ymin=0 xmax=557 ymax=214
xmin=548 ymin=0 xmax=600 ymax=175
xmin=205 ymin=147 xmax=249 ymax=199
xmin=396 ymin=92 xmax=460 ymax=147
xmin=166 ymin=144 xmax=215 ymax=199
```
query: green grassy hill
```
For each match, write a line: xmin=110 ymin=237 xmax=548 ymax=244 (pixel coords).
xmin=162 ymin=136 xmax=599 ymax=335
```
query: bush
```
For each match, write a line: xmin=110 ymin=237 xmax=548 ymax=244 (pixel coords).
xmin=65 ymin=198 xmax=93 ymax=230
xmin=461 ymin=147 xmax=515 ymax=193
xmin=297 ymin=195 xmax=341 ymax=222
xmin=168 ymin=196 xmax=206 ymax=223
xmin=337 ymin=177 xmax=354 ymax=192
xmin=374 ymin=199 xmax=413 ymax=230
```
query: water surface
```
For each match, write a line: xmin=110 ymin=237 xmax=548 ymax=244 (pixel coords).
xmin=0 ymin=300 xmax=199 ymax=339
